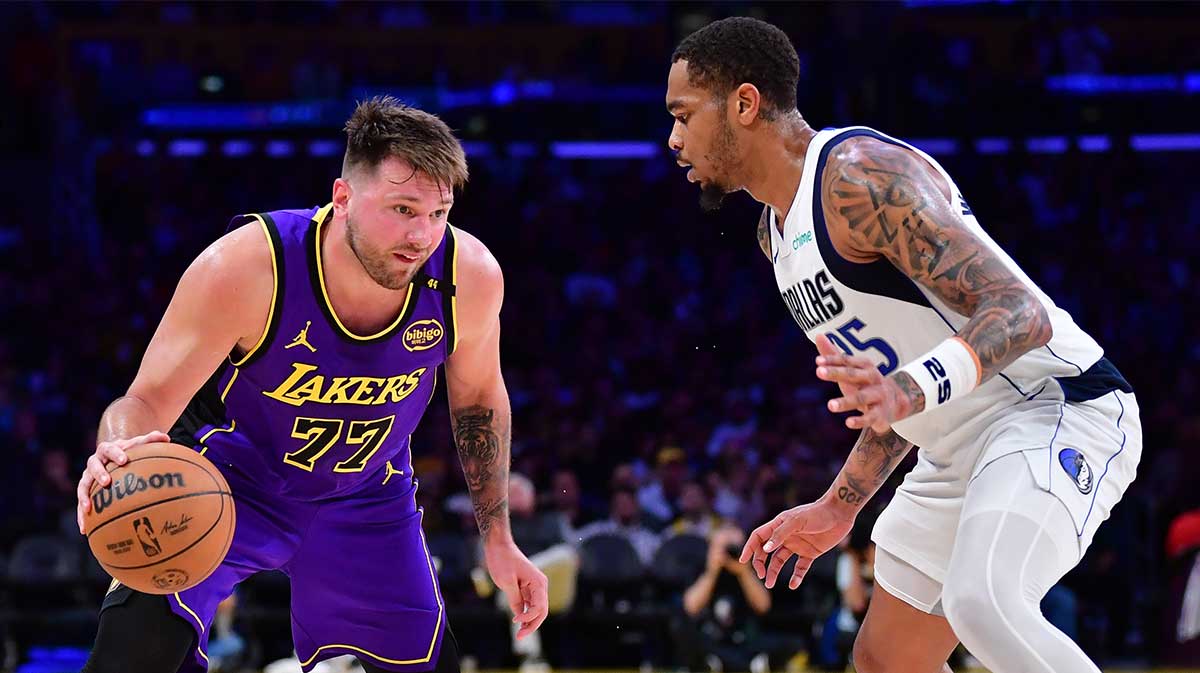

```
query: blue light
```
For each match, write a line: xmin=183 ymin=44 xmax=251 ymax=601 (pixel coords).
xmin=1130 ymin=134 xmax=1200 ymax=151
xmin=1077 ymin=136 xmax=1110 ymax=153
xmin=221 ymin=140 xmax=253 ymax=157
xmin=1046 ymin=73 xmax=1183 ymax=95
xmin=167 ymin=139 xmax=206 ymax=157
xmin=975 ymin=138 xmax=1011 ymax=155
xmin=490 ymin=81 xmax=517 ymax=106
xmin=904 ymin=138 xmax=958 ymax=156
xmin=308 ymin=140 xmax=341 ymax=157
xmin=550 ymin=141 xmax=658 ymax=159
xmin=461 ymin=141 xmax=494 ymax=158
xmin=509 ymin=142 xmax=537 ymax=158
xmin=265 ymin=140 xmax=295 ymax=158
xmin=135 ymin=140 xmax=156 ymax=157
xmin=1026 ymin=136 xmax=1068 ymax=154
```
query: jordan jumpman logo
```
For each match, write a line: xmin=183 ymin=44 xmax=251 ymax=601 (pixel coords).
xmin=285 ymin=321 xmax=316 ymax=352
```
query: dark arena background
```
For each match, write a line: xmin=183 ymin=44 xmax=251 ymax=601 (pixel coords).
xmin=2 ymin=2 xmax=1199 ymax=672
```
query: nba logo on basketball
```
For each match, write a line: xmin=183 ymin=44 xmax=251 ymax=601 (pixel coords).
xmin=134 ymin=517 xmax=163 ymax=557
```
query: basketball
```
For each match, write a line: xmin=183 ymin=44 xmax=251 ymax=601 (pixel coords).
xmin=84 ymin=442 xmax=236 ymax=594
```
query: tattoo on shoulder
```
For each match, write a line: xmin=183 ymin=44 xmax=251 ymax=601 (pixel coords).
xmin=822 ymin=140 xmax=1051 ymax=379
xmin=756 ymin=206 xmax=772 ymax=261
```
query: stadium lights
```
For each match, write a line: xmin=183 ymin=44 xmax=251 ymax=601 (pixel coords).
xmin=145 ymin=134 xmax=1199 ymax=160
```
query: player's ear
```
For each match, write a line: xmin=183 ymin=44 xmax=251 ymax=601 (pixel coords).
xmin=332 ymin=177 xmax=352 ymax=216
xmin=733 ymin=83 xmax=761 ymax=126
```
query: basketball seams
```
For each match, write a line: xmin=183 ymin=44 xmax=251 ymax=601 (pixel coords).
xmin=88 ymin=491 xmax=229 ymax=569
xmin=85 ymin=444 xmax=237 ymax=593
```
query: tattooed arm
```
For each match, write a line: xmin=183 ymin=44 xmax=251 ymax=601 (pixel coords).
xmin=451 ymin=403 xmax=511 ymax=541
xmin=445 ymin=231 xmax=513 ymax=544
xmin=446 ymin=227 xmax=549 ymax=637
xmin=755 ymin=205 xmax=773 ymax=261
xmin=829 ymin=427 xmax=914 ymax=511
xmin=818 ymin=138 xmax=1052 ymax=419
xmin=741 ymin=422 xmax=914 ymax=590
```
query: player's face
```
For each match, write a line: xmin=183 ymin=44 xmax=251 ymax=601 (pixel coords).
xmin=341 ymin=157 xmax=453 ymax=291
xmin=666 ymin=60 xmax=742 ymax=212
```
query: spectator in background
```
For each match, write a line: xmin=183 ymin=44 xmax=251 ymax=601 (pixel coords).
xmin=32 ymin=447 xmax=75 ymax=530
xmin=815 ymin=514 xmax=875 ymax=670
xmin=547 ymin=468 xmax=587 ymax=542
xmin=474 ymin=474 xmax=579 ymax=673
xmin=1162 ymin=507 xmax=1200 ymax=664
xmin=670 ymin=480 xmax=723 ymax=538
xmin=206 ymin=594 xmax=246 ymax=673
xmin=508 ymin=472 xmax=565 ymax=556
xmin=577 ymin=487 xmax=661 ymax=565
xmin=639 ymin=446 xmax=690 ymax=530
xmin=705 ymin=396 xmax=757 ymax=458
xmin=675 ymin=526 xmax=772 ymax=673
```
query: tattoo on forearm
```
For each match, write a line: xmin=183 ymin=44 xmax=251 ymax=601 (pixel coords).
xmin=472 ymin=496 xmax=508 ymax=538
xmin=452 ymin=404 xmax=511 ymax=538
xmin=891 ymin=371 xmax=926 ymax=415
xmin=824 ymin=141 xmax=1052 ymax=381
xmin=756 ymin=206 xmax=773 ymax=261
xmin=838 ymin=428 xmax=914 ymax=506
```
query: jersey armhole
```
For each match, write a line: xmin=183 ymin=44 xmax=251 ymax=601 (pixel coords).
xmin=444 ymin=225 xmax=460 ymax=356
xmin=230 ymin=213 xmax=285 ymax=367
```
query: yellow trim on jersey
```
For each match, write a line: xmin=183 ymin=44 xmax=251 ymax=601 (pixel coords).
xmin=173 ymin=592 xmax=205 ymax=633
xmin=314 ymin=209 xmax=412 ymax=340
xmin=231 ymin=214 xmax=278 ymax=367
xmin=198 ymin=419 xmax=236 ymax=456
xmin=173 ymin=593 xmax=210 ymax=662
xmin=220 ymin=367 xmax=239 ymax=402
xmin=312 ymin=202 xmax=334 ymax=225
xmin=297 ymin=509 xmax=444 ymax=669
xmin=449 ymin=225 xmax=460 ymax=353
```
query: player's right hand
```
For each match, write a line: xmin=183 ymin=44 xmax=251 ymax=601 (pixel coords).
xmin=739 ymin=498 xmax=854 ymax=590
xmin=76 ymin=430 xmax=171 ymax=534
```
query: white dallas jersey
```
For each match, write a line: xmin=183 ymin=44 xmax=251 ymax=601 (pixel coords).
xmin=771 ymin=126 xmax=1128 ymax=451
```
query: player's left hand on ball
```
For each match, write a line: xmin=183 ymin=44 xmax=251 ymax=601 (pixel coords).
xmin=814 ymin=334 xmax=916 ymax=432
xmin=484 ymin=540 xmax=549 ymax=639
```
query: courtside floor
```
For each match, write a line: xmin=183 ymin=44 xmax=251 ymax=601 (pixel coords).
xmin=467 ymin=669 xmax=1200 ymax=673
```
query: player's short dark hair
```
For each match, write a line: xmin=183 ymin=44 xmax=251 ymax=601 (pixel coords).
xmin=343 ymin=95 xmax=468 ymax=190
xmin=671 ymin=17 xmax=799 ymax=120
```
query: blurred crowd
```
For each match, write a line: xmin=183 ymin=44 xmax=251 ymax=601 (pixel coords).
xmin=2 ymin=1 xmax=1200 ymax=670
xmin=4 ymin=139 xmax=1199 ymax=669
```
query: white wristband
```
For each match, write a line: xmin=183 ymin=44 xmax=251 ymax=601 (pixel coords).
xmin=896 ymin=337 xmax=982 ymax=409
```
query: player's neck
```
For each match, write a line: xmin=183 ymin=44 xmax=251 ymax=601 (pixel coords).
xmin=320 ymin=217 xmax=411 ymax=330
xmin=742 ymin=114 xmax=816 ymax=229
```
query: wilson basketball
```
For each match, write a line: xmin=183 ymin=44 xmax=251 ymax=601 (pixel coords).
xmin=85 ymin=442 xmax=235 ymax=594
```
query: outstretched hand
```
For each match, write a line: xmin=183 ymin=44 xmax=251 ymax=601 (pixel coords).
xmin=740 ymin=498 xmax=854 ymax=590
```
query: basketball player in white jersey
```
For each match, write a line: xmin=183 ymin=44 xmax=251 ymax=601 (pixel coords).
xmin=666 ymin=17 xmax=1140 ymax=673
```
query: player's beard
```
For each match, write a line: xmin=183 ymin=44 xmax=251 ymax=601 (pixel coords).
xmin=699 ymin=112 xmax=740 ymax=212
xmin=345 ymin=216 xmax=414 ymax=291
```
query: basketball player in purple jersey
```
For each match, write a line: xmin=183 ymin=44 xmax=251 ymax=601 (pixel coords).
xmin=666 ymin=18 xmax=1139 ymax=673
xmin=73 ymin=96 xmax=548 ymax=673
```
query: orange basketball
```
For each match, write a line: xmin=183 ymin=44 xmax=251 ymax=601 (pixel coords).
xmin=85 ymin=442 xmax=235 ymax=594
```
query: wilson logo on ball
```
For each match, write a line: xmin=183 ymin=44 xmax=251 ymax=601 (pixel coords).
xmin=92 ymin=472 xmax=187 ymax=515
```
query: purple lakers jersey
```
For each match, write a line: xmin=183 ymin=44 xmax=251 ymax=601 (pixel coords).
xmin=170 ymin=203 xmax=458 ymax=502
